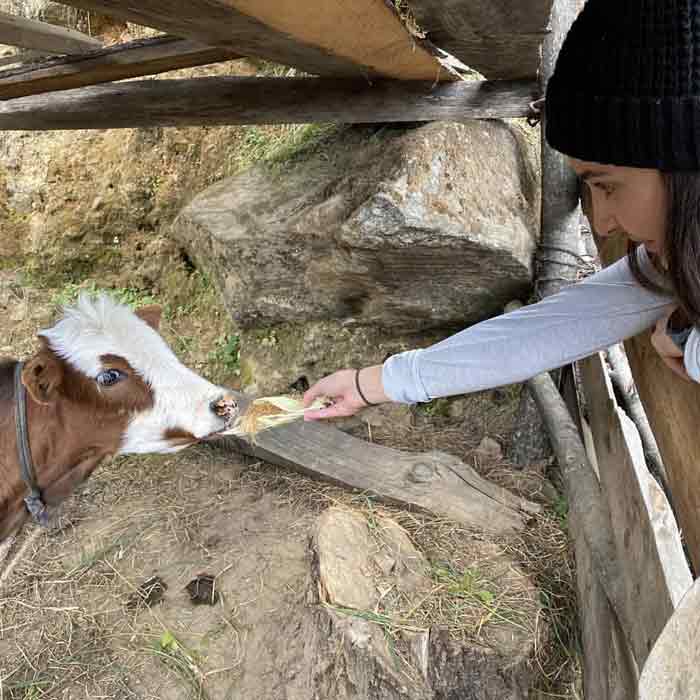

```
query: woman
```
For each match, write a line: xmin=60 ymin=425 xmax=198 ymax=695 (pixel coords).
xmin=303 ymin=0 xmax=700 ymax=420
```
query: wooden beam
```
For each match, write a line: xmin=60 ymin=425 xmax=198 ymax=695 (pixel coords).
xmin=581 ymin=353 xmax=691 ymax=668
xmin=0 ymin=36 xmax=240 ymax=100
xmin=406 ymin=0 xmax=553 ymax=79
xmin=598 ymin=236 xmax=700 ymax=574
xmin=225 ymin=419 xmax=540 ymax=536
xmin=0 ymin=76 xmax=539 ymax=130
xmin=0 ymin=10 xmax=102 ymax=55
xmin=58 ymin=0 xmax=445 ymax=79
xmin=639 ymin=576 xmax=700 ymax=700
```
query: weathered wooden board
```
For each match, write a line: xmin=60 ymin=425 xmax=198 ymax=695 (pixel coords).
xmin=226 ymin=418 xmax=540 ymax=536
xmin=639 ymin=575 xmax=700 ymax=699
xmin=0 ymin=9 xmax=102 ymax=54
xmin=598 ymin=235 xmax=700 ymax=574
xmin=529 ymin=351 xmax=641 ymax=697
xmin=0 ymin=36 xmax=240 ymax=99
xmin=58 ymin=0 xmax=446 ymax=80
xmin=406 ymin=0 xmax=554 ymax=79
xmin=0 ymin=76 xmax=539 ymax=130
xmin=574 ymin=524 xmax=638 ymax=700
xmin=580 ymin=352 xmax=692 ymax=668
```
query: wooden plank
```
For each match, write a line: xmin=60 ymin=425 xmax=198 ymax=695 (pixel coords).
xmin=527 ymin=364 xmax=642 ymax=696
xmin=406 ymin=0 xmax=554 ymax=79
xmin=574 ymin=354 xmax=637 ymax=698
xmin=580 ymin=353 xmax=692 ymax=667
xmin=598 ymin=235 xmax=700 ymax=574
xmin=58 ymin=0 xmax=445 ymax=80
xmin=574 ymin=525 xmax=638 ymax=700
xmin=0 ymin=10 xmax=102 ymax=55
xmin=525 ymin=369 xmax=633 ymax=632
xmin=0 ymin=76 xmax=539 ymax=130
xmin=639 ymin=575 xmax=700 ymax=699
xmin=0 ymin=36 xmax=240 ymax=99
xmin=226 ymin=419 xmax=540 ymax=536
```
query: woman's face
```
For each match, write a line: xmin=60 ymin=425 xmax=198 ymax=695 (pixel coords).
xmin=567 ymin=157 xmax=668 ymax=255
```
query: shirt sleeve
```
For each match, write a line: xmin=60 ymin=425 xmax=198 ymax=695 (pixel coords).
xmin=382 ymin=247 xmax=676 ymax=404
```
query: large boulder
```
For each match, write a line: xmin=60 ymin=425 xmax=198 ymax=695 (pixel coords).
xmin=173 ymin=121 xmax=539 ymax=335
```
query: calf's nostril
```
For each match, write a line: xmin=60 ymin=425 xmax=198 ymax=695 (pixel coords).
xmin=210 ymin=395 xmax=238 ymax=422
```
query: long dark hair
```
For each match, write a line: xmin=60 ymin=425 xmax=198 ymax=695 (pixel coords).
xmin=628 ymin=172 xmax=700 ymax=328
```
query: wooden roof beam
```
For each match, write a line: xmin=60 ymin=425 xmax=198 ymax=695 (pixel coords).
xmin=0 ymin=35 xmax=241 ymax=100
xmin=56 ymin=0 xmax=445 ymax=79
xmin=0 ymin=9 xmax=102 ymax=55
xmin=0 ymin=76 xmax=539 ymax=130
xmin=405 ymin=0 xmax=553 ymax=79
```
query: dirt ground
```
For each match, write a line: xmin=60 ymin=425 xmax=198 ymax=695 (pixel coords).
xmin=0 ymin=263 xmax=581 ymax=699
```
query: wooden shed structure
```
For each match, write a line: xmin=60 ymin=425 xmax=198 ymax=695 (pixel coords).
xmin=0 ymin=1 xmax=698 ymax=697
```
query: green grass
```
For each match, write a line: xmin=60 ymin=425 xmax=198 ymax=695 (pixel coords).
xmin=431 ymin=564 xmax=496 ymax=607
xmin=227 ymin=123 xmax=340 ymax=176
xmin=49 ymin=280 xmax=158 ymax=311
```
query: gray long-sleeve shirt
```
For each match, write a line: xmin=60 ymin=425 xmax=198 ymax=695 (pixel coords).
xmin=382 ymin=246 xmax=699 ymax=404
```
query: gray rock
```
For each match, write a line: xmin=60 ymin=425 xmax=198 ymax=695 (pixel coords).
xmin=238 ymin=317 xmax=445 ymax=395
xmin=173 ymin=122 xmax=539 ymax=335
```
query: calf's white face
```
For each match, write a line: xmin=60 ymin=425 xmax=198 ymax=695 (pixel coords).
xmin=39 ymin=294 xmax=237 ymax=454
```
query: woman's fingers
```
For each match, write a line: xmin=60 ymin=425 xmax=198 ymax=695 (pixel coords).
xmin=304 ymin=399 xmax=357 ymax=421
xmin=303 ymin=369 xmax=354 ymax=405
xmin=303 ymin=369 xmax=364 ymax=420
xmin=650 ymin=310 xmax=691 ymax=380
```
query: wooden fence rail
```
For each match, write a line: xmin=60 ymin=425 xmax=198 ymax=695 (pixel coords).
xmin=578 ymin=353 xmax=692 ymax=696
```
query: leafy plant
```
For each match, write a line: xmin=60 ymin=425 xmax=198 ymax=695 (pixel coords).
xmin=209 ymin=333 xmax=240 ymax=374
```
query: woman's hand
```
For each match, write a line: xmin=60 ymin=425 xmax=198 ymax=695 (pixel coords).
xmin=303 ymin=365 xmax=389 ymax=420
xmin=651 ymin=307 xmax=691 ymax=381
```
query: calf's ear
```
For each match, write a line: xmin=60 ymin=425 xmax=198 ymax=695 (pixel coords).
xmin=135 ymin=305 xmax=162 ymax=331
xmin=22 ymin=351 xmax=64 ymax=404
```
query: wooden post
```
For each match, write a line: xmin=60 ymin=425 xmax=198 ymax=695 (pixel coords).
xmin=535 ymin=2 xmax=628 ymax=698
xmin=538 ymin=0 xmax=584 ymax=298
xmin=0 ymin=10 xmax=102 ymax=55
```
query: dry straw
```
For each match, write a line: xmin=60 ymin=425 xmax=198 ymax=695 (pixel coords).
xmin=223 ymin=395 xmax=330 ymax=441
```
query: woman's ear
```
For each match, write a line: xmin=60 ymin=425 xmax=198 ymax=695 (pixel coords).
xmin=21 ymin=351 xmax=64 ymax=404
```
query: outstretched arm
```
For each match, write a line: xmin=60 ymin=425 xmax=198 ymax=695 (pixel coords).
xmin=304 ymin=247 xmax=675 ymax=418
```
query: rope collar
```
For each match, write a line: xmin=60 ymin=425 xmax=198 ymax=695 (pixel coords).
xmin=14 ymin=362 xmax=48 ymax=528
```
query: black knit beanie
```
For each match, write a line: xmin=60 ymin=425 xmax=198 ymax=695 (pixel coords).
xmin=545 ymin=0 xmax=700 ymax=171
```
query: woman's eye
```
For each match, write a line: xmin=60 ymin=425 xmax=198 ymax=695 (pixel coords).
xmin=96 ymin=369 xmax=125 ymax=387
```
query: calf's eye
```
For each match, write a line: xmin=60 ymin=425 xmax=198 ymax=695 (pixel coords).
xmin=96 ymin=368 xmax=125 ymax=387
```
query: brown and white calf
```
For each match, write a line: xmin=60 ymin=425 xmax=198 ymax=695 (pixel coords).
xmin=0 ymin=294 xmax=238 ymax=541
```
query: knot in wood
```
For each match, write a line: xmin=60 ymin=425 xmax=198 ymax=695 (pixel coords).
xmin=408 ymin=462 xmax=435 ymax=483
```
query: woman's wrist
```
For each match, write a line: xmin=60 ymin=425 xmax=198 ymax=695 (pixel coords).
xmin=356 ymin=365 xmax=389 ymax=406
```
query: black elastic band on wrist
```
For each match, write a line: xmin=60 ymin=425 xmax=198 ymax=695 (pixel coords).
xmin=355 ymin=368 xmax=379 ymax=407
